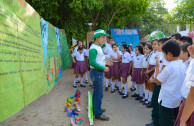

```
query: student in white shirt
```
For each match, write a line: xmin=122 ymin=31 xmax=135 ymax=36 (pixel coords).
xmin=71 ymin=45 xmax=88 ymax=88
xmin=104 ymin=37 xmax=114 ymax=91
xmin=131 ymin=45 xmax=145 ymax=100
xmin=179 ymin=43 xmax=192 ymax=69
xmin=175 ymin=37 xmax=194 ymax=126
xmin=145 ymin=37 xmax=170 ymax=126
xmin=110 ymin=44 xmax=122 ymax=93
xmin=155 ymin=40 xmax=186 ymax=126
xmin=144 ymin=39 xmax=158 ymax=108
xmin=140 ymin=44 xmax=153 ymax=103
xmin=120 ymin=44 xmax=132 ymax=98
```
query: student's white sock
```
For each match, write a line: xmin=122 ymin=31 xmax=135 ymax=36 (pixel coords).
xmin=89 ymin=76 xmax=93 ymax=84
xmin=139 ymin=84 xmax=144 ymax=97
xmin=115 ymin=80 xmax=118 ymax=87
xmin=136 ymin=84 xmax=140 ymax=94
xmin=77 ymin=75 xmax=80 ymax=81
xmin=85 ymin=73 xmax=88 ymax=80
xmin=132 ymin=81 xmax=136 ymax=88
xmin=144 ymin=90 xmax=149 ymax=100
xmin=118 ymin=81 xmax=121 ymax=90
xmin=109 ymin=78 xmax=112 ymax=84
xmin=112 ymin=81 xmax=115 ymax=90
xmin=106 ymin=79 xmax=109 ymax=87
xmin=81 ymin=78 xmax=83 ymax=84
xmin=148 ymin=91 xmax=153 ymax=102
xmin=124 ymin=82 xmax=128 ymax=95
xmin=85 ymin=74 xmax=88 ymax=81
xmin=74 ymin=78 xmax=77 ymax=84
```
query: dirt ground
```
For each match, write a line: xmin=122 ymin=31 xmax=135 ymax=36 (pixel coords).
xmin=0 ymin=66 xmax=152 ymax=126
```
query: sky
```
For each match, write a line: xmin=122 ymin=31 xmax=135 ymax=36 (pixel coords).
xmin=163 ymin=0 xmax=178 ymax=12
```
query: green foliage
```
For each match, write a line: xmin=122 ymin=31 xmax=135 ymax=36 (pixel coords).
xmin=171 ymin=0 xmax=194 ymax=23
xmin=25 ymin=0 xmax=149 ymax=42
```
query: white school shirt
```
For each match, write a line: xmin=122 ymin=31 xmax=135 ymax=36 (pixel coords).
xmin=84 ymin=49 xmax=89 ymax=57
xmin=181 ymin=59 xmax=194 ymax=99
xmin=148 ymin=51 xmax=158 ymax=65
xmin=104 ymin=43 xmax=113 ymax=55
xmin=157 ymin=60 xmax=186 ymax=108
xmin=71 ymin=51 xmax=85 ymax=61
xmin=130 ymin=51 xmax=136 ymax=60
xmin=122 ymin=51 xmax=132 ymax=63
xmin=142 ymin=54 xmax=149 ymax=68
xmin=133 ymin=54 xmax=144 ymax=68
xmin=184 ymin=57 xmax=192 ymax=70
xmin=111 ymin=51 xmax=122 ymax=62
xmin=154 ymin=52 xmax=169 ymax=78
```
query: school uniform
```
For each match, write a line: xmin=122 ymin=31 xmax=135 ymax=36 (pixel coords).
xmin=111 ymin=51 xmax=122 ymax=77
xmin=104 ymin=44 xmax=113 ymax=77
xmin=120 ymin=51 xmax=132 ymax=78
xmin=175 ymin=59 xmax=194 ymax=126
xmin=147 ymin=51 xmax=158 ymax=91
xmin=142 ymin=54 xmax=148 ymax=82
xmin=71 ymin=51 xmax=87 ymax=73
xmin=157 ymin=60 xmax=186 ymax=126
xmin=131 ymin=54 xmax=144 ymax=82
xmin=151 ymin=52 xmax=169 ymax=126
xmin=184 ymin=57 xmax=192 ymax=69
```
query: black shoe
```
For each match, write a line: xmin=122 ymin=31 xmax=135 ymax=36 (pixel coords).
xmin=135 ymin=96 xmax=143 ymax=100
xmin=120 ymin=92 xmax=124 ymax=95
xmin=139 ymin=99 xmax=147 ymax=103
xmin=119 ymin=90 xmax=123 ymax=95
xmin=105 ymin=87 xmax=108 ymax=91
xmin=95 ymin=115 xmax=110 ymax=121
xmin=76 ymin=80 xmax=80 ymax=83
xmin=145 ymin=122 xmax=155 ymax=126
xmin=111 ymin=89 xmax=115 ymax=93
xmin=131 ymin=93 xmax=139 ymax=97
xmin=108 ymin=84 xmax=111 ymax=87
xmin=85 ymin=80 xmax=89 ymax=83
xmin=80 ymin=84 xmax=86 ymax=87
xmin=146 ymin=103 xmax=153 ymax=108
xmin=73 ymin=84 xmax=77 ymax=88
xmin=143 ymin=101 xmax=151 ymax=105
xmin=131 ymin=87 xmax=136 ymax=91
xmin=122 ymin=94 xmax=128 ymax=99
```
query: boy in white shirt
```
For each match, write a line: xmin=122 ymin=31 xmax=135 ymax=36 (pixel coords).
xmin=179 ymin=43 xmax=192 ymax=69
xmin=155 ymin=40 xmax=186 ymax=126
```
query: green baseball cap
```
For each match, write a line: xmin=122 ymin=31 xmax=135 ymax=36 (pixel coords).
xmin=92 ymin=29 xmax=109 ymax=40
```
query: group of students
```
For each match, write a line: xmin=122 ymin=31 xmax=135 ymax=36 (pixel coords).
xmin=71 ymin=33 xmax=194 ymax=126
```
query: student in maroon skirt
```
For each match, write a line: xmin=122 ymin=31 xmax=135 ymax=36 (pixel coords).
xmin=144 ymin=39 xmax=158 ymax=107
xmin=110 ymin=44 xmax=122 ymax=93
xmin=71 ymin=45 xmax=87 ymax=88
xmin=120 ymin=44 xmax=132 ymax=98
xmin=131 ymin=45 xmax=145 ymax=100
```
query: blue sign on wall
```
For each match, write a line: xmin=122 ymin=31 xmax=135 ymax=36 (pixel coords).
xmin=110 ymin=28 xmax=140 ymax=50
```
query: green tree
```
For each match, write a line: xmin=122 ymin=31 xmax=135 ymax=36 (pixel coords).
xmin=25 ymin=0 xmax=149 ymax=41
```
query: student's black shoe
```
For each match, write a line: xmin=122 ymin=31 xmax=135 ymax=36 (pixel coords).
xmin=146 ymin=103 xmax=153 ymax=108
xmin=73 ymin=84 xmax=77 ymax=88
xmin=111 ymin=89 xmax=115 ymax=93
xmin=131 ymin=93 xmax=139 ymax=97
xmin=105 ymin=87 xmax=108 ymax=91
xmin=139 ymin=99 xmax=147 ymax=103
xmin=85 ymin=80 xmax=89 ymax=83
xmin=122 ymin=94 xmax=128 ymax=99
xmin=119 ymin=90 xmax=123 ymax=95
xmin=90 ymin=83 xmax=93 ymax=87
xmin=120 ymin=92 xmax=124 ymax=95
xmin=143 ymin=101 xmax=151 ymax=105
xmin=135 ymin=96 xmax=143 ymax=100
xmin=131 ymin=87 xmax=136 ymax=91
xmin=80 ymin=84 xmax=86 ymax=87
xmin=108 ymin=83 xmax=111 ymax=87
xmin=145 ymin=122 xmax=155 ymax=126
xmin=76 ymin=80 xmax=80 ymax=83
